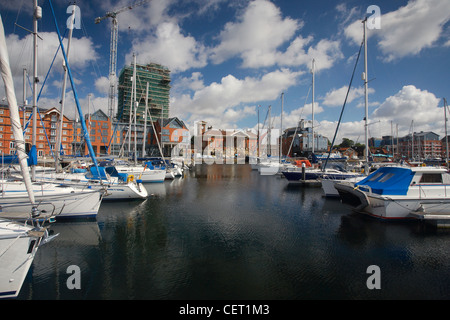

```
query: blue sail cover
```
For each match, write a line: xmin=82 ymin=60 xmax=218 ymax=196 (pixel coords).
xmin=27 ymin=145 xmax=37 ymax=166
xmin=355 ymin=166 xmax=415 ymax=196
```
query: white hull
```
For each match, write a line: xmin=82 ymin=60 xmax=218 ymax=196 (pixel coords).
xmin=0 ymin=181 xmax=103 ymax=219
xmin=321 ymin=176 xmax=364 ymax=198
xmin=114 ymin=166 xmax=166 ymax=183
xmin=336 ymin=166 xmax=450 ymax=221
xmin=0 ymin=219 xmax=41 ymax=298
xmin=32 ymin=172 xmax=148 ymax=200
xmin=258 ymin=163 xmax=281 ymax=175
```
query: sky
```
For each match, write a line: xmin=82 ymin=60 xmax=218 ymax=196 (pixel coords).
xmin=0 ymin=0 xmax=449 ymax=146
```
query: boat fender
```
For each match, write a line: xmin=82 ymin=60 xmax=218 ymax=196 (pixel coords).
xmin=136 ymin=179 xmax=142 ymax=184
xmin=127 ymin=175 xmax=135 ymax=183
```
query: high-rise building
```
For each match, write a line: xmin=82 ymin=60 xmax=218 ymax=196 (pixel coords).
xmin=117 ymin=62 xmax=170 ymax=124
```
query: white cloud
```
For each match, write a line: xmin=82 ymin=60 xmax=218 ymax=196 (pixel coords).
xmin=171 ymin=68 xmax=302 ymax=129
xmin=211 ymin=0 xmax=300 ymax=67
xmin=94 ymin=76 xmax=110 ymax=95
xmin=127 ymin=22 xmax=208 ymax=73
xmin=322 ymin=86 xmax=374 ymax=107
xmin=344 ymin=0 xmax=450 ymax=61
xmin=1 ymin=32 xmax=98 ymax=107
xmin=371 ymin=85 xmax=441 ymax=128
xmin=211 ymin=0 xmax=342 ymax=70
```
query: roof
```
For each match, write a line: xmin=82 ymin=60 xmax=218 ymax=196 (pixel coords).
xmin=159 ymin=117 xmax=187 ymax=129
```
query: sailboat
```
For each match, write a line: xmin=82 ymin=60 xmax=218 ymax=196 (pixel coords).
xmin=21 ymin=8 xmax=147 ymax=201
xmin=109 ymin=55 xmax=166 ymax=183
xmin=0 ymin=12 xmax=55 ymax=299
xmin=0 ymin=1 xmax=105 ymax=220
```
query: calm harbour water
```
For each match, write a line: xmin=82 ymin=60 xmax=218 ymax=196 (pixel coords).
xmin=18 ymin=164 xmax=450 ymax=300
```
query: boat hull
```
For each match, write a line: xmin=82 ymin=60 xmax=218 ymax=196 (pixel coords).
xmin=0 ymin=220 xmax=41 ymax=299
xmin=114 ymin=166 xmax=166 ymax=183
xmin=33 ymin=172 xmax=148 ymax=200
xmin=0 ymin=186 xmax=103 ymax=219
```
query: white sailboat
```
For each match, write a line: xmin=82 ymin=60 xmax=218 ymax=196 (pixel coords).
xmin=0 ymin=11 xmax=55 ymax=299
xmin=0 ymin=1 xmax=105 ymax=219
xmin=29 ymin=165 xmax=148 ymax=201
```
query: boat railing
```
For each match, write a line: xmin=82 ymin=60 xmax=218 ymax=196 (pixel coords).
xmin=356 ymin=184 xmax=373 ymax=194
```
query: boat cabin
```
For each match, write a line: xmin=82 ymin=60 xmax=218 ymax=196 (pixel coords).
xmin=355 ymin=166 xmax=450 ymax=196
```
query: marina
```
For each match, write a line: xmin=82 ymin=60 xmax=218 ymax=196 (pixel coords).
xmin=1 ymin=0 xmax=450 ymax=304
xmin=15 ymin=164 xmax=450 ymax=300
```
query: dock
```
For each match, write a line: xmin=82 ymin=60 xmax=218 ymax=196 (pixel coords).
xmin=410 ymin=211 xmax=450 ymax=228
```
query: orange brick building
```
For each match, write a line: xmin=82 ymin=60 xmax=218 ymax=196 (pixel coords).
xmin=0 ymin=105 xmax=74 ymax=158
xmin=73 ymin=109 xmax=112 ymax=156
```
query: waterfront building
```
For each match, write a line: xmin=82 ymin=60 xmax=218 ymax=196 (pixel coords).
xmin=397 ymin=131 xmax=442 ymax=160
xmin=149 ymin=117 xmax=190 ymax=157
xmin=281 ymin=120 xmax=328 ymax=157
xmin=117 ymin=62 xmax=171 ymax=124
xmin=73 ymin=109 xmax=112 ymax=156
xmin=196 ymin=123 xmax=258 ymax=159
xmin=0 ymin=104 xmax=74 ymax=158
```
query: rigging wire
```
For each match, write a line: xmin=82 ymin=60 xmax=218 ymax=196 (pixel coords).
xmin=323 ymin=39 xmax=364 ymax=171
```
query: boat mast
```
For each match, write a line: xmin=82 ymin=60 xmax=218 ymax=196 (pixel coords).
xmin=23 ymin=68 xmax=27 ymax=128
xmin=31 ymin=0 xmax=40 ymax=181
xmin=362 ymin=18 xmax=369 ymax=174
xmin=280 ymin=92 xmax=284 ymax=163
xmin=445 ymin=98 xmax=449 ymax=169
xmin=142 ymin=82 xmax=148 ymax=158
xmin=311 ymin=59 xmax=315 ymax=155
xmin=0 ymin=14 xmax=36 ymax=208
xmin=257 ymin=105 xmax=260 ymax=159
xmin=55 ymin=6 xmax=75 ymax=171
xmin=128 ymin=54 xmax=136 ymax=158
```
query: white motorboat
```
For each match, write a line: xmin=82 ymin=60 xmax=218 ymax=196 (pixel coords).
xmin=335 ymin=166 xmax=450 ymax=223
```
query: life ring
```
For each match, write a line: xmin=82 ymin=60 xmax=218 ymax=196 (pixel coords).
xmin=127 ymin=174 xmax=135 ymax=183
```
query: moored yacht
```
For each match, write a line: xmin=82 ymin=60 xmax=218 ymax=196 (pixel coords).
xmin=335 ymin=166 xmax=450 ymax=223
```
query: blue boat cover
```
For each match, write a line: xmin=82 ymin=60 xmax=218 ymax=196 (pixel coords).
xmin=87 ymin=166 xmax=108 ymax=180
xmin=355 ymin=166 xmax=415 ymax=196
xmin=27 ymin=145 xmax=37 ymax=166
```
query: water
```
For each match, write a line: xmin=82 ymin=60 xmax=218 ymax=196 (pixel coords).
xmin=18 ymin=164 xmax=450 ymax=300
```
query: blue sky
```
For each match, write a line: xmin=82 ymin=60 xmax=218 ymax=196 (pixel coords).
xmin=1 ymin=0 xmax=449 ymax=144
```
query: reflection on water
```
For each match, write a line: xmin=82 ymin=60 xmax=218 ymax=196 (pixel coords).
xmin=19 ymin=164 xmax=450 ymax=299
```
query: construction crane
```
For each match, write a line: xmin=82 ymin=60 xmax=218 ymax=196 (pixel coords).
xmin=95 ymin=0 xmax=151 ymax=121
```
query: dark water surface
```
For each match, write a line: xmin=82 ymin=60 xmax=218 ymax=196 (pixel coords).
xmin=19 ymin=164 xmax=450 ymax=300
